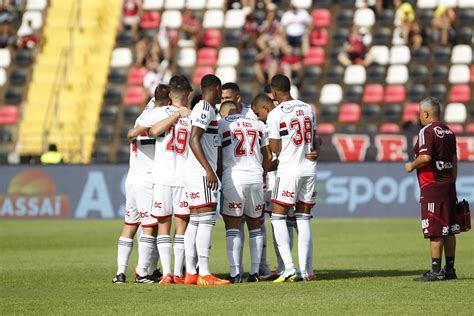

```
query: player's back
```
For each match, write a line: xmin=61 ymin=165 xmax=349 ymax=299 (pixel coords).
xmin=267 ymin=99 xmax=317 ymax=177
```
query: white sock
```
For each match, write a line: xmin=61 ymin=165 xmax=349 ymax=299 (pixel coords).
xmin=117 ymin=237 xmax=133 ymax=275
xmin=296 ymin=213 xmax=312 ymax=275
xmin=157 ymin=235 xmax=172 ymax=276
xmin=148 ymin=242 xmax=159 ymax=275
xmin=271 ymin=214 xmax=294 ymax=271
xmin=287 ymin=221 xmax=295 ymax=250
xmin=137 ymin=234 xmax=155 ymax=276
xmin=272 ymin=224 xmax=285 ymax=273
xmin=184 ymin=214 xmax=199 ymax=274
xmin=173 ymin=235 xmax=185 ymax=277
xmin=259 ymin=218 xmax=271 ymax=274
xmin=239 ymin=219 xmax=245 ymax=275
xmin=196 ymin=212 xmax=215 ymax=276
xmin=225 ymin=229 xmax=241 ymax=277
xmin=307 ymin=233 xmax=314 ymax=276
xmin=249 ymin=229 xmax=263 ymax=275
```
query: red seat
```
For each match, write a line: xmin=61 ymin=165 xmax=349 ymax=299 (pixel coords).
xmin=202 ymin=29 xmax=222 ymax=48
xmin=471 ymin=65 xmax=474 ymax=83
xmin=379 ymin=123 xmax=400 ymax=133
xmin=316 ymin=122 xmax=335 ymax=134
xmin=140 ymin=11 xmax=160 ymax=29
xmin=0 ymin=106 xmax=18 ymax=125
xmin=303 ymin=47 xmax=325 ymax=66
xmin=338 ymin=103 xmax=361 ymax=123
xmin=311 ymin=9 xmax=331 ymax=28
xmin=124 ymin=86 xmax=146 ymax=106
xmin=363 ymin=84 xmax=384 ymax=104
xmin=402 ymin=102 xmax=419 ymax=123
xmin=465 ymin=123 xmax=474 ymax=134
xmin=447 ymin=123 xmax=464 ymax=134
xmin=449 ymin=84 xmax=471 ymax=102
xmin=384 ymin=85 xmax=406 ymax=103
xmin=197 ymin=47 xmax=218 ymax=66
xmin=310 ymin=29 xmax=329 ymax=46
xmin=193 ymin=66 xmax=214 ymax=86
xmin=127 ymin=67 xmax=147 ymax=85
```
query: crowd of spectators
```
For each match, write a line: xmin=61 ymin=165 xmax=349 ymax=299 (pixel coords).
xmin=0 ymin=0 xmax=38 ymax=50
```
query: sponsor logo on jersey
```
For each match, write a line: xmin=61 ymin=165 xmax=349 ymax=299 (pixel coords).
xmin=190 ymin=192 xmax=200 ymax=200
xmin=421 ymin=219 xmax=429 ymax=229
xmin=179 ymin=201 xmax=189 ymax=208
xmin=450 ymin=223 xmax=460 ymax=233
xmin=139 ymin=211 xmax=150 ymax=218
xmin=282 ymin=190 xmax=295 ymax=198
xmin=166 ymin=106 xmax=177 ymax=116
xmin=281 ymin=103 xmax=307 ymax=113
xmin=435 ymin=161 xmax=453 ymax=171
xmin=255 ymin=203 xmax=265 ymax=212
xmin=154 ymin=202 xmax=162 ymax=209
xmin=228 ymin=202 xmax=242 ymax=209
xmin=442 ymin=226 xmax=449 ymax=235
xmin=433 ymin=126 xmax=453 ymax=138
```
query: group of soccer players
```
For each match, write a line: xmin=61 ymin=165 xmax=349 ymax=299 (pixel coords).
xmin=112 ymin=73 xmax=320 ymax=285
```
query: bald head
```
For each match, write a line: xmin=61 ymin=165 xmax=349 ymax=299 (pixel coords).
xmin=419 ymin=97 xmax=441 ymax=125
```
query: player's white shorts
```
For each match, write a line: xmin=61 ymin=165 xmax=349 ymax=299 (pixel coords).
xmin=184 ymin=175 xmax=218 ymax=209
xmin=124 ymin=181 xmax=158 ymax=227
xmin=272 ymin=176 xmax=317 ymax=207
xmin=151 ymin=184 xmax=190 ymax=218
xmin=221 ymin=182 xmax=265 ymax=219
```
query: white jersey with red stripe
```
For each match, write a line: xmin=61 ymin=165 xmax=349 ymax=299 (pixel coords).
xmin=173 ymin=113 xmax=192 ymax=187
xmin=266 ymin=99 xmax=317 ymax=177
xmin=218 ymin=114 xmax=268 ymax=185
xmin=185 ymin=100 xmax=219 ymax=175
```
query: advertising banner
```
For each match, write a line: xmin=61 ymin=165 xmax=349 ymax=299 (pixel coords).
xmin=0 ymin=163 xmax=473 ymax=218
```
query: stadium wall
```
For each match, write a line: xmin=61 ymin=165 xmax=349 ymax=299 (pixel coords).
xmin=0 ymin=163 xmax=473 ymax=219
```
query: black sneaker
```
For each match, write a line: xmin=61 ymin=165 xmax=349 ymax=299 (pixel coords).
xmin=414 ymin=270 xmax=445 ymax=282
xmin=444 ymin=268 xmax=457 ymax=280
xmin=247 ymin=273 xmax=259 ymax=283
xmin=227 ymin=274 xmax=242 ymax=284
xmin=135 ymin=275 xmax=155 ymax=284
xmin=149 ymin=269 xmax=163 ymax=282
xmin=112 ymin=273 xmax=126 ymax=283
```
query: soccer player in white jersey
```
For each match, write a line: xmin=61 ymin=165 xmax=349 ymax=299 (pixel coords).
xmin=265 ymin=75 xmax=319 ymax=282
xmin=217 ymin=101 xmax=271 ymax=283
xmin=184 ymin=74 xmax=230 ymax=286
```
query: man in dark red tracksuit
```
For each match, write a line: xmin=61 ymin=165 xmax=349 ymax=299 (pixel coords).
xmin=405 ymin=97 xmax=460 ymax=282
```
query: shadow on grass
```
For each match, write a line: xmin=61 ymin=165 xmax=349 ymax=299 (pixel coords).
xmin=315 ymin=269 xmax=427 ymax=280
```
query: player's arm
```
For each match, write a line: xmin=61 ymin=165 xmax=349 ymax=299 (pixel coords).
xmin=217 ymin=146 xmax=223 ymax=181
xmin=405 ymin=154 xmax=431 ymax=173
xmin=190 ymin=126 xmax=218 ymax=190
xmin=452 ymin=154 xmax=458 ymax=180
xmin=148 ymin=107 xmax=190 ymax=137
xmin=261 ymin=145 xmax=272 ymax=175
xmin=127 ymin=125 xmax=149 ymax=143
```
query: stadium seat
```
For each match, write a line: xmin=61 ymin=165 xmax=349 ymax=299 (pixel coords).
xmin=299 ymin=86 xmax=319 ymax=103
xmin=386 ymin=65 xmax=408 ymax=84
xmin=326 ymin=65 xmax=344 ymax=83
xmin=143 ymin=0 xmax=164 ymax=10
xmin=123 ymin=87 xmax=146 ymax=106
xmin=4 ymin=89 xmax=22 ymax=104
xmin=92 ymin=146 xmax=110 ymax=163
xmin=197 ymin=47 xmax=218 ymax=66
xmin=432 ymin=65 xmax=448 ymax=83
xmin=140 ymin=11 xmax=160 ymax=29
xmin=337 ymin=9 xmax=353 ymax=26
xmin=449 ymin=85 xmax=471 ymax=103
xmin=241 ymin=47 xmax=257 ymax=65
xmin=239 ymin=66 xmax=256 ymax=82
xmin=116 ymin=30 xmax=134 ymax=46
xmin=217 ymin=47 xmax=239 ymax=66
xmin=319 ymin=104 xmax=339 ymax=121
xmin=206 ymin=0 xmax=225 ymax=9
xmin=354 ymin=8 xmax=375 ymax=28
xmin=407 ymin=85 xmax=426 ymax=102
xmin=96 ymin=126 xmax=114 ymax=142
xmin=22 ymin=11 xmax=43 ymax=30
xmin=0 ymin=106 xmax=18 ymax=125
xmin=338 ymin=103 xmax=361 ymax=123
xmin=312 ymin=9 xmax=331 ymax=27
xmin=333 ymin=28 xmax=350 ymax=45
xmin=0 ymin=126 xmax=12 ymax=143
xmin=186 ymin=0 xmax=206 ymax=9
xmin=466 ymin=123 xmax=474 ymax=134
xmin=223 ymin=29 xmax=242 ymax=47
xmin=411 ymin=47 xmax=430 ymax=64
xmin=369 ymin=46 xmax=389 ymax=65
xmin=444 ymin=103 xmax=467 ymax=123
xmin=224 ymin=9 xmax=246 ymax=29
xmin=459 ymin=9 xmax=474 ymax=25
xmin=343 ymin=65 xmax=366 ymax=85
xmin=471 ymin=65 xmax=474 ymax=83
xmin=344 ymin=85 xmax=363 ymax=102
xmin=116 ymin=145 xmax=130 ymax=163
xmin=215 ymin=66 xmax=237 ymax=83
xmin=316 ymin=123 xmax=336 ymax=134
xmin=203 ymin=9 xmax=224 ymax=29
xmin=26 ymin=0 xmax=47 ymax=10
xmin=377 ymin=9 xmax=394 ymax=26
xmin=451 ymin=45 xmax=472 ymax=64
xmin=382 ymin=104 xmax=402 ymax=122
xmin=310 ymin=29 xmax=329 ymax=46
xmin=108 ymin=69 xmax=126 ymax=84
xmin=0 ymin=68 xmax=6 ymax=86
xmin=177 ymin=47 xmax=197 ymax=68
xmin=430 ymin=84 xmax=447 ymax=103
xmin=110 ymin=48 xmax=132 ymax=68
xmin=123 ymin=106 xmax=142 ymax=124
xmin=459 ymin=0 xmax=474 ymax=7
xmin=320 ymin=84 xmax=342 ymax=104
xmin=127 ymin=67 xmax=147 ymax=85
xmin=100 ymin=106 xmax=118 ymax=124
xmin=303 ymin=47 xmax=325 ymax=66
xmin=409 ymin=65 xmax=428 ymax=83
xmin=193 ymin=66 xmax=214 ymax=86
xmin=164 ymin=0 xmax=184 ymax=9
xmin=447 ymin=124 xmax=464 ymax=134
xmin=418 ymin=9 xmax=434 ymax=27
xmin=361 ymin=104 xmax=381 ymax=122
xmin=439 ymin=0 xmax=458 ymax=8
xmin=417 ymin=0 xmax=437 ymax=9
xmin=457 ymin=27 xmax=473 ymax=45
xmin=379 ymin=123 xmax=400 ymax=133
xmin=303 ymin=66 xmax=323 ymax=84
xmin=402 ymin=103 xmax=419 ymax=123
xmin=292 ymin=0 xmax=312 ymax=9
xmin=373 ymin=27 xmax=391 ymax=45
xmin=338 ymin=124 xmax=357 ymax=134
xmin=389 ymin=45 xmax=410 ymax=65
xmin=366 ymin=65 xmax=386 ymax=83
xmin=433 ymin=47 xmax=451 ymax=63
xmin=9 ymin=69 xmax=26 ymax=86
xmin=104 ymin=88 xmax=122 ymax=105
xmin=384 ymin=85 xmax=406 ymax=103
xmin=15 ymin=49 xmax=33 ymax=66
xmin=0 ymin=49 xmax=11 ymax=68
xmin=449 ymin=65 xmax=470 ymax=84
xmin=161 ymin=10 xmax=182 ymax=28
xmin=363 ymin=84 xmax=384 ymax=104
xmin=202 ymin=29 xmax=222 ymax=48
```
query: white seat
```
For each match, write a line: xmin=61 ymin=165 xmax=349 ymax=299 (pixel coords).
xmin=22 ymin=11 xmax=43 ymax=30
xmin=164 ymin=0 xmax=185 ymax=10
xmin=369 ymin=46 xmax=389 ymax=65
xmin=389 ymin=45 xmax=411 ymax=64
xmin=320 ymin=84 xmax=343 ymax=104
xmin=0 ymin=68 xmax=6 ymax=86
xmin=291 ymin=0 xmax=312 ymax=9
xmin=206 ymin=0 xmax=225 ymax=9
xmin=186 ymin=0 xmax=206 ymax=10
xmin=217 ymin=47 xmax=240 ymax=66
xmin=161 ymin=10 xmax=182 ymax=28
xmin=444 ymin=103 xmax=467 ymax=123
xmin=143 ymin=0 xmax=164 ymax=10
xmin=343 ymin=65 xmax=366 ymax=85
xmin=203 ymin=9 xmax=224 ymax=29
xmin=177 ymin=47 xmax=196 ymax=68
xmin=439 ymin=0 xmax=458 ymax=8
xmin=386 ymin=65 xmax=408 ymax=84
xmin=0 ymin=49 xmax=11 ymax=68
xmin=459 ymin=0 xmax=474 ymax=8
xmin=26 ymin=0 xmax=47 ymax=10
xmin=224 ymin=9 xmax=246 ymax=29
xmin=448 ymin=64 xmax=470 ymax=84
xmin=354 ymin=8 xmax=375 ymax=28
xmin=417 ymin=0 xmax=438 ymax=9
xmin=451 ymin=45 xmax=472 ymax=64
xmin=110 ymin=48 xmax=132 ymax=68
xmin=215 ymin=66 xmax=237 ymax=83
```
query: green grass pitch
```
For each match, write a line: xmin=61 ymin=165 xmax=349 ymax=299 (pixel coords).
xmin=0 ymin=219 xmax=473 ymax=315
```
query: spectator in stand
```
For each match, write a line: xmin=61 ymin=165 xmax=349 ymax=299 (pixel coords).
xmin=256 ymin=3 xmax=283 ymax=52
xmin=157 ymin=23 xmax=174 ymax=63
xmin=0 ymin=0 xmax=19 ymax=28
xmin=121 ymin=0 xmax=141 ymax=40
xmin=135 ymin=34 xmax=161 ymax=67
xmin=17 ymin=19 xmax=38 ymax=49
xmin=280 ymin=2 xmax=312 ymax=53
xmin=338 ymin=26 xmax=373 ymax=67
xmin=243 ymin=11 xmax=259 ymax=47
xmin=280 ymin=45 xmax=303 ymax=84
xmin=431 ymin=6 xmax=456 ymax=46
xmin=181 ymin=9 xmax=201 ymax=48
xmin=0 ymin=23 xmax=15 ymax=48
xmin=143 ymin=59 xmax=169 ymax=98
xmin=394 ymin=0 xmax=415 ymax=45
xmin=408 ymin=21 xmax=423 ymax=49
xmin=254 ymin=46 xmax=278 ymax=84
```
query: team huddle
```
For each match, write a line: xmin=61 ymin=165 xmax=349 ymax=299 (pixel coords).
xmin=112 ymin=74 xmax=320 ymax=285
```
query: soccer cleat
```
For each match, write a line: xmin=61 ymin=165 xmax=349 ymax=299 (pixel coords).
xmin=295 ymin=272 xmax=309 ymax=282
xmin=197 ymin=274 xmax=231 ymax=286
xmin=307 ymin=274 xmax=316 ymax=281
xmin=273 ymin=268 xmax=297 ymax=283
xmin=148 ymin=269 xmax=163 ymax=282
xmin=112 ymin=273 xmax=126 ymax=283
xmin=444 ymin=268 xmax=457 ymax=280
xmin=413 ymin=270 xmax=445 ymax=282
xmin=184 ymin=273 xmax=199 ymax=285
xmin=159 ymin=273 xmax=174 ymax=285
xmin=135 ymin=275 xmax=155 ymax=284
xmin=173 ymin=275 xmax=185 ymax=284
xmin=258 ymin=270 xmax=278 ymax=281
xmin=247 ymin=273 xmax=259 ymax=283
xmin=227 ymin=274 xmax=242 ymax=284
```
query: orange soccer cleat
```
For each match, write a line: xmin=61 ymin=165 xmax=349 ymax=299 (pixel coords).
xmin=159 ymin=273 xmax=174 ymax=285
xmin=197 ymin=274 xmax=231 ymax=286
xmin=173 ymin=275 xmax=185 ymax=284
xmin=184 ymin=273 xmax=199 ymax=285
